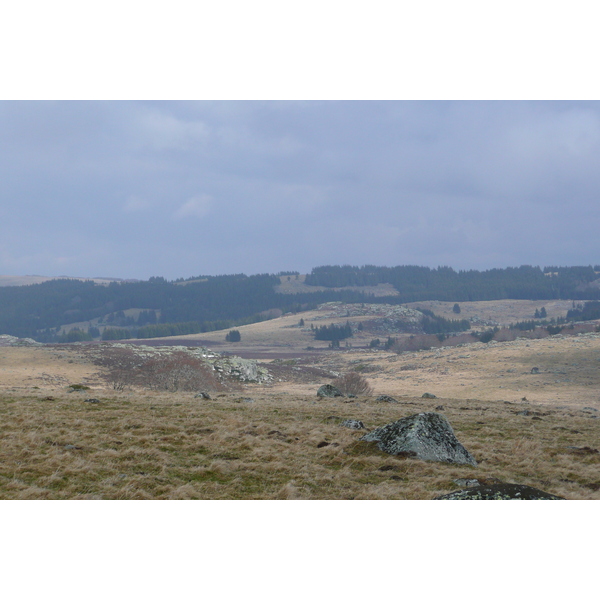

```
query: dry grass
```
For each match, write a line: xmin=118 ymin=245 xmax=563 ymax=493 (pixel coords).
xmin=0 ymin=388 xmax=598 ymax=500
xmin=1 ymin=328 xmax=599 ymax=500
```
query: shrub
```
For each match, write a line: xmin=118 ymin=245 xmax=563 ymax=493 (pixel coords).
xmin=332 ymin=372 xmax=373 ymax=396
xmin=91 ymin=347 xmax=226 ymax=392
xmin=226 ymin=330 xmax=241 ymax=342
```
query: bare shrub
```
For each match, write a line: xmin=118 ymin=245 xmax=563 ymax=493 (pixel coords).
xmin=143 ymin=352 xmax=225 ymax=392
xmin=392 ymin=334 xmax=441 ymax=353
xmin=92 ymin=346 xmax=225 ymax=392
xmin=440 ymin=333 xmax=479 ymax=347
xmin=332 ymin=372 xmax=373 ymax=396
xmin=493 ymin=328 xmax=519 ymax=342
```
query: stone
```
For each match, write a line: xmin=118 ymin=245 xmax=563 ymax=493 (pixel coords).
xmin=341 ymin=419 xmax=366 ymax=430
xmin=530 ymin=367 xmax=540 ymax=374
xmin=359 ymin=412 xmax=477 ymax=466
xmin=422 ymin=392 xmax=437 ymax=399
xmin=84 ymin=398 xmax=100 ymax=403
xmin=375 ymin=395 xmax=399 ymax=403
xmin=317 ymin=384 xmax=344 ymax=398
xmin=194 ymin=392 xmax=211 ymax=399
xmin=434 ymin=483 xmax=565 ymax=500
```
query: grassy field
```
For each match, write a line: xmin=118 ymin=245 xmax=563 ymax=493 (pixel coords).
xmin=1 ymin=302 xmax=599 ymax=500
xmin=1 ymin=386 xmax=598 ymax=500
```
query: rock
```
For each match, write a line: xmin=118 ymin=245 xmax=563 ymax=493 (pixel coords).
xmin=453 ymin=477 xmax=502 ymax=488
xmin=341 ymin=419 xmax=366 ymax=430
xmin=422 ymin=392 xmax=437 ymax=399
xmin=453 ymin=478 xmax=482 ymax=488
xmin=359 ymin=412 xmax=477 ymax=466
xmin=317 ymin=384 xmax=344 ymax=398
xmin=434 ymin=483 xmax=565 ymax=500
xmin=375 ymin=395 xmax=399 ymax=403
xmin=194 ymin=392 xmax=211 ymax=399
xmin=530 ymin=367 xmax=540 ymax=374
xmin=435 ymin=405 xmax=444 ymax=411
xmin=84 ymin=398 xmax=100 ymax=403
xmin=212 ymin=356 xmax=272 ymax=383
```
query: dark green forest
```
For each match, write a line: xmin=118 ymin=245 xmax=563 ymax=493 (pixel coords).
xmin=1 ymin=264 xmax=599 ymax=342
xmin=305 ymin=264 xmax=600 ymax=302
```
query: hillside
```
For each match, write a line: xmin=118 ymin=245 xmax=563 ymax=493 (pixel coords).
xmin=1 ymin=264 xmax=600 ymax=343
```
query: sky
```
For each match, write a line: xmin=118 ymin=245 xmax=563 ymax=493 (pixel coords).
xmin=2 ymin=100 xmax=600 ymax=280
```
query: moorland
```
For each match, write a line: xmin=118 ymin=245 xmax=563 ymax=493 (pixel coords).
xmin=1 ymin=264 xmax=599 ymax=499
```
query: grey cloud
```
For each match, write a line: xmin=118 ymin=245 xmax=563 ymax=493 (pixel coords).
xmin=1 ymin=101 xmax=599 ymax=279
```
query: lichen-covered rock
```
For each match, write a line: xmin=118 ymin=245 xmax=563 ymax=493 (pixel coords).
xmin=341 ymin=419 xmax=366 ymax=429
xmin=317 ymin=384 xmax=344 ymax=398
xmin=434 ymin=483 xmax=565 ymax=500
xmin=422 ymin=392 xmax=437 ymax=399
xmin=212 ymin=356 xmax=272 ymax=383
xmin=375 ymin=395 xmax=399 ymax=403
xmin=359 ymin=412 xmax=477 ymax=466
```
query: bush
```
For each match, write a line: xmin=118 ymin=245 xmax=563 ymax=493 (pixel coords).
xmin=332 ymin=372 xmax=373 ymax=396
xmin=226 ymin=329 xmax=241 ymax=342
xmin=91 ymin=347 xmax=226 ymax=392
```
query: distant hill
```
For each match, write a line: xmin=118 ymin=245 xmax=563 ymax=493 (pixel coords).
xmin=1 ymin=264 xmax=600 ymax=343
xmin=0 ymin=275 xmax=138 ymax=287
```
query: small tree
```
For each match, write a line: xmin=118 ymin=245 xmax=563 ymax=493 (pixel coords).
xmin=226 ymin=329 xmax=241 ymax=342
xmin=453 ymin=303 xmax=461 ymax=314
xmin=540 ymin=307 xmax=547 ymax=318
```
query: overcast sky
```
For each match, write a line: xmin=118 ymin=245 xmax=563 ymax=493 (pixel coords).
xmin=1 ymin=100 xmax=599 ymax=280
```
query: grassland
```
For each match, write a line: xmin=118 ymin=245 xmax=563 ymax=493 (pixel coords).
xmin=1 ymin=297 xmax=599 ymax=500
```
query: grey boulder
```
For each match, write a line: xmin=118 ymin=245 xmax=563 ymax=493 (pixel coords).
xmin=359 ymin=412 xmax=477 ymax=466
xmin=435 ymin=483 xmax=564 ymax=500
xmin=317 ymin=384 xmax=344 ymax=398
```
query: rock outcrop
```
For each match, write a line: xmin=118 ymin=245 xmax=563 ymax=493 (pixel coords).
xmin=375 ymin=395 xmax=399 ymax=403
xmin=435 ymin=483 xmax=564 ymax=500
xmin=341 ymin=419 xmax=366 ymax=430
xmin=317 ymin=384 xmax=344 ymax=398
xmin=359 ymin=412 xmax=477 ymax=466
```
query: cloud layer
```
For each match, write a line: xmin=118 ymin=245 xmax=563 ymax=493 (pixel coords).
xmin=1 ymin=101 xmax=599 ymax=279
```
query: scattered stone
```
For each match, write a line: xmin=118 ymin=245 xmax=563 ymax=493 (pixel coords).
xmin=422 ymin=392 xmax=437 ymax=399
xmin=582 ymin=407 xmax=599 ymax=413
xmin=195 ymin=392 xmax=212 ymax=399
xmin=317 ymin=384 xmax=344 ymax=398
xmin=375 ymin=395 xmax=399 ymax=403
xmin=359 ymin=412 xmax=477 ymax=466
xmin=435 ymin=405 xmax=444 ymax=411
xmin=435 ymin=483 xmax=565 ymax=500
xmin=530 ymin=367 xmax=540 ymax=374
xmin=341 ymin=419 xmax=366 ymax=430
xmin=64 ymin=444 xmax=83 ymax=450
xmin=317 ymin=441 xmax=330 ymax=448
xmin=40 ymin=396 xmax=55 ymax=402
xmin=453 ymin=478 xmax=481 ymax=488
xmin=241 ymin=397 xmax=255 ymax=403
xmin=84 ymin=398 xmax=100 ymax=403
